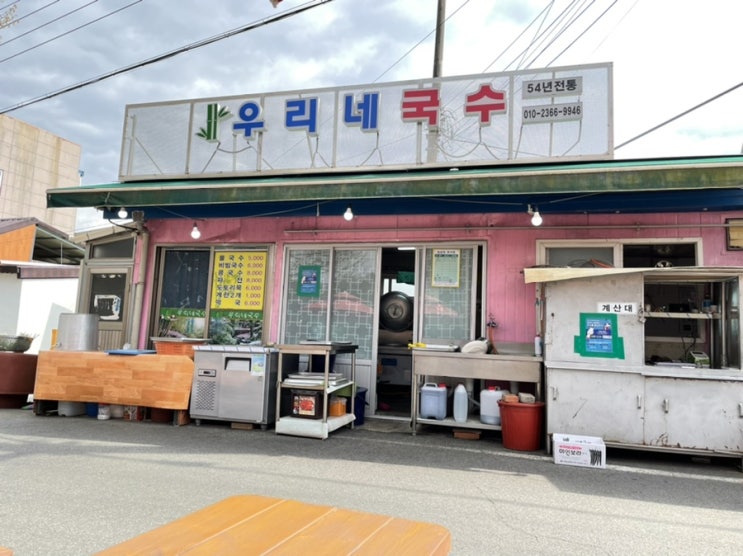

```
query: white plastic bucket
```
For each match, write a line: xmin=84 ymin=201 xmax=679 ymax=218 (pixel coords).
xmin=420 ymin=383 xmax=447 ymax=420
xmin=480 ymin=386 xmax=504 ymax=425
xmin=97 ymin=403 xmax=111 ymax=420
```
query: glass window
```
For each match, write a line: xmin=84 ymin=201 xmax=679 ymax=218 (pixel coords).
xmin=540 ymin=240 xmax=699 ymax=268
xmin=88 ymin=273 xmax=126 ymax=322
xmin=282 ymin=249 xmax=331 ymax=344
xmin=156 ymin=250 xmax=210 ymax=338
xmin=91 ymin=238 xmax=134 ymax=259
xmin=282 ymin=247 xmax=378 ymax=360
xmin=546 ymin=246 xmax=614 ymax=267
xmin=330 ymin=249 xmax=377 ymax=360
xmin=420 ymin=247 xmax=475 ymax=343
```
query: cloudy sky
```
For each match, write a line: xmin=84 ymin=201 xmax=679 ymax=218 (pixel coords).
xmin=1 ymin=0 xmax=742 ymax=227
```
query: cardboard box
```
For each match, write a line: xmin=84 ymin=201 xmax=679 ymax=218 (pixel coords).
xmin=553 ymin=433 xmax=606 ymax=469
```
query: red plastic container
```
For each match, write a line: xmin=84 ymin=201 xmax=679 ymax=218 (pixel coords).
xmin=498 ymin=401 xmax=545 ymax=451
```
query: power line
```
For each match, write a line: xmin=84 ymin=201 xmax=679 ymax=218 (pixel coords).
xmin=0 ymin=1 xmax=20 ymax=15
xmin=1 ymin=0 xmax=62 ymax=39
xmin=616 ymin=80 xmax=743 ymax=150
xmin=480 ymin=2 xmax=554 ymax=73
xmin=512 ymin=0 xmax=584 ymax=70
xmin=0 ymin=0 xmax=334 ymax=114
xmin=544 ymin=0 xmax=619 ymax=67
xmin=372 ymin=0 xmax=471 ymax=84
xmin=0 ymin=1 xmax=139 ymax=64
xmin=1 ymin=1 xmax=88 ymax=49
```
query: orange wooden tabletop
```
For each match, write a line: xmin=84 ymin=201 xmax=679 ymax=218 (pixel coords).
xmin=98 ymin=494 xmax=451 ymax=555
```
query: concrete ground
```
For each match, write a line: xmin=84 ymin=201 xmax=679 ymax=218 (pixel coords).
xmin=1 ymin=408 xmax=742 ymax=555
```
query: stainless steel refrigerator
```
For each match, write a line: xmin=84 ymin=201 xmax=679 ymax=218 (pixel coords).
xmin=191 ymin=345 xmax=278 ymax=427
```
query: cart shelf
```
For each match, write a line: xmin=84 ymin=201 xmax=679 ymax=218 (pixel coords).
xmin=274 ymin=413 xmax=356 ymax=439
xmin=646 ymin=311 xmax=720 ymax=319
xmin=275 ymin=342 xmax=358 ymax=440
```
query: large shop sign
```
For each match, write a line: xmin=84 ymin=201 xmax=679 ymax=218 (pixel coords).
xmin=120 ymin=62 xmax=612 ymax=181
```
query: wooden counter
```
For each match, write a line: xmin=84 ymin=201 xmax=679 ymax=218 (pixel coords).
xmin=98 ymin=494 xmax=451 ymax=555
xmin=34 ymin=351 xmax=194 ymax=410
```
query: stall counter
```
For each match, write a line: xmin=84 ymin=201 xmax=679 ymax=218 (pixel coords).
xmin=33 ymin=351 xmax=194 ymax=416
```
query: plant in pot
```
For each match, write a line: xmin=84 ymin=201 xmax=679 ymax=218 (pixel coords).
xmin=0 ymin=333 xmax=36 ymax=353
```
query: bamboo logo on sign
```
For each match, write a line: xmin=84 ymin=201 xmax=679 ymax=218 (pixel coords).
xmin=196 ymin=103 xmax=232 ymax=142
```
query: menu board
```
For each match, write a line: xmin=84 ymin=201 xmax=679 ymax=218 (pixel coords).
xmin=210 ymin=251 xmax=267 ymax=311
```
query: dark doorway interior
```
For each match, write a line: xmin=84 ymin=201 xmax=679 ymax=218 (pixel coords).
xmin=376 ymin=247 xmax=415 ymax=417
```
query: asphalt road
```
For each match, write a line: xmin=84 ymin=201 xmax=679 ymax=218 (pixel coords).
xmin=1 ymin=409 xmax=742 ymax=555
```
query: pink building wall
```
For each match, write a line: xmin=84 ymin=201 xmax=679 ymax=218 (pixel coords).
xmin=135 ymin=210 xmax=743 ymax=349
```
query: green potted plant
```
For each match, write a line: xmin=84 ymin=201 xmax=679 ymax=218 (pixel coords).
xmin=0 ymin=333 xmax=36 ymax=353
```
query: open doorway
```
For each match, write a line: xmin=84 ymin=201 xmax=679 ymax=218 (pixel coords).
xmin=376 ymin=247 xmax=416 ymax=417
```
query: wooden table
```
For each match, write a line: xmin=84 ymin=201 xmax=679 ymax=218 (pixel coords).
xmin=97 ymin=495 xmax=451 ymax=555
xmin=33 ymin=351 xmax=194 ymax=424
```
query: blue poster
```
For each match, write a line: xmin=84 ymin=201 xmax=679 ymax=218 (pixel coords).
xmin=585 ymin=317 xmax=613 ymax=354
xmin=297 ymin=265 xmax=321 ymax=297
xmin=574 ymin=313 xmax=623 ymax=359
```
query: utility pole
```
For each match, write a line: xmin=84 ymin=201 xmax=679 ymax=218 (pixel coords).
xmin=433 ymin=0 xmax=446 ymax=78
xmin=426 ymin=0 xmax=446 ymax=163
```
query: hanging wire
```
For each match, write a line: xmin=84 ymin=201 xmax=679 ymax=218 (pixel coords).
xmin=0 ymin=0 xmax=335 ymax=114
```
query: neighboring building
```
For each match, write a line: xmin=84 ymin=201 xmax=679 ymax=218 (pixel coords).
xmin=0 ymin=115 xmax=84 ymax=352
xmin=0 ymin=114 xmax=81 ymax=235
xmin=0 ymin=218 xmax=83 ymax=353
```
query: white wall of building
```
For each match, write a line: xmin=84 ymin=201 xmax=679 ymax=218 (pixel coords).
xmin=0 ymin=274 xmax=22 ymax=334
xmin=4 ymin=276 xmax=78 ymax=354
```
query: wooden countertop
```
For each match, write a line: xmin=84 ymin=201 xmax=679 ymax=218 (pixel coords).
xmin=98 ymin=494 xmax=451 ymax=555
xmin=34 ymin=350 xmax=194 ymax=409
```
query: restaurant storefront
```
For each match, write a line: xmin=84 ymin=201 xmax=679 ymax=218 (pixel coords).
xmin=46 ymin=64 xmax=743 ymax=442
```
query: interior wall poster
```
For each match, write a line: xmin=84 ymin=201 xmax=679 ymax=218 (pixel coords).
xmin=432 ymin=248 xmax=460 ymax=287
xmin=297 ymin=265 xmax=321 ymax=297
xmin=574 ymin=312 xmax=625 ymax=359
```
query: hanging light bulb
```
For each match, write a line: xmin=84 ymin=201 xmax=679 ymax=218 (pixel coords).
xmin=531 ymin=209 xmax=542 ymax=227
xmin=190 ymin=222 xmax=201 ymax=239
xmin=528 ymin=204 xmax=542 ymax=227
xmin=117 ymin=207 xmax=128 ymax=219
xmin=343 ymin=205 xmax=354 ymax=221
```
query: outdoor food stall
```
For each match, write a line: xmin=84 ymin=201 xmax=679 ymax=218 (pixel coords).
xmin=526 ymin=266 xmax=743 ymax=463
